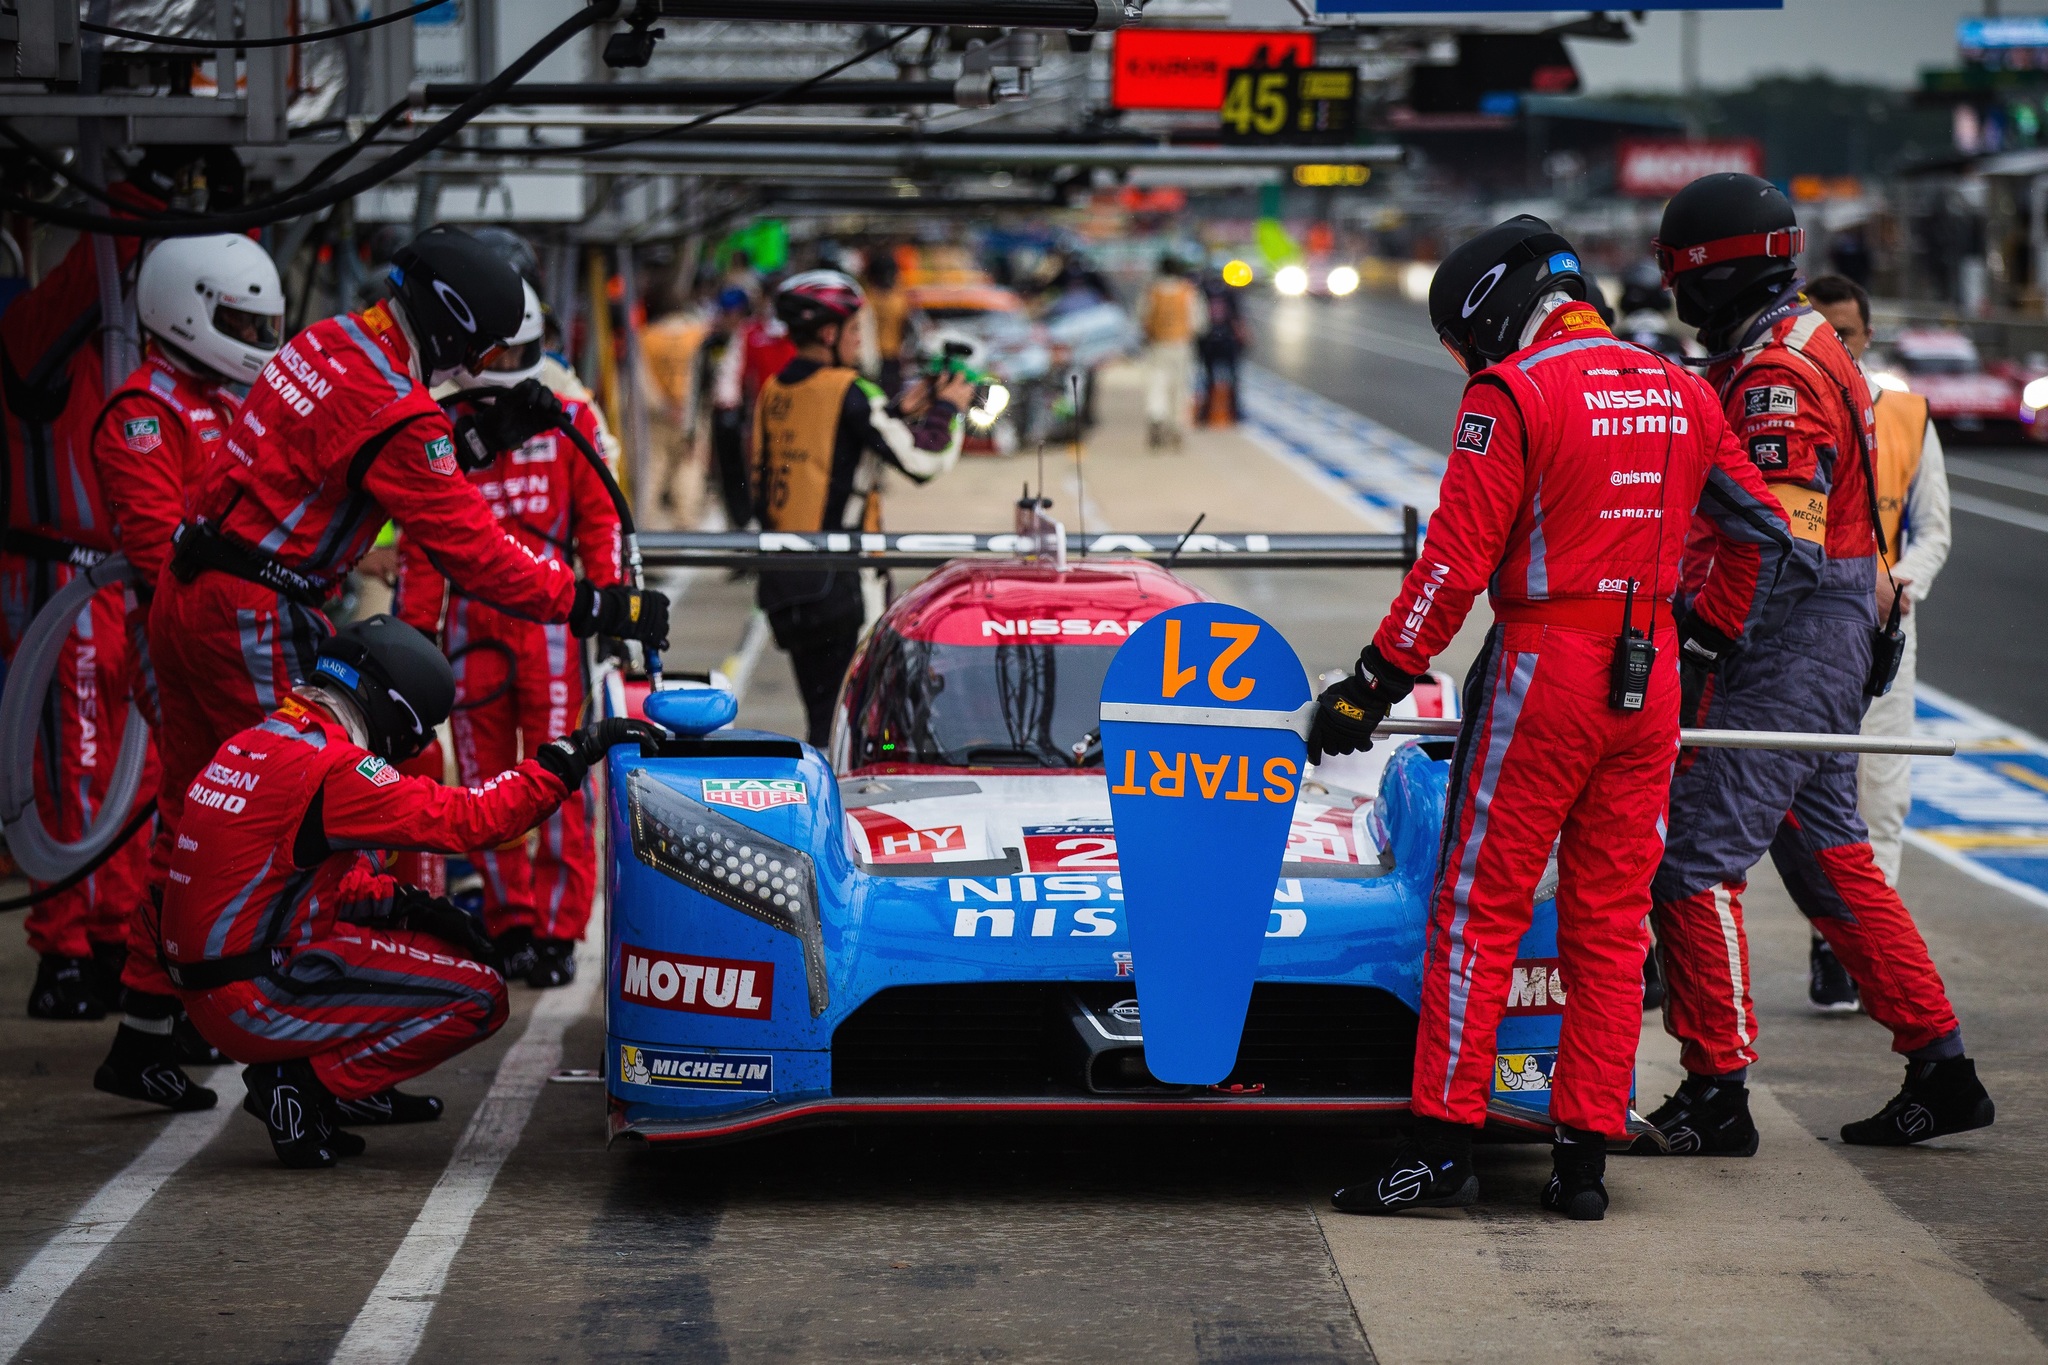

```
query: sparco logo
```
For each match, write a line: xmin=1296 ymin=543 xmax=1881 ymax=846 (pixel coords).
xmin=1376 ymin=1161 xmax=1431 ymax=1205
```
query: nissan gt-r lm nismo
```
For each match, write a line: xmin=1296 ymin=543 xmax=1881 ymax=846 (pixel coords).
xmin=597 ymin=523 xmax=1608 ymax=1146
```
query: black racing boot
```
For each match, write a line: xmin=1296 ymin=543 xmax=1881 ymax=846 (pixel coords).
xmin=526 ymin=938 xmax=577 ymax=989
xmin=494 ymin=926 xmax=538 ymax=980
xmin=1642 ymin=947 xmax=1666 ymax=1013
xmin=1541 ymin=1134 xmax=1609 ymax=1221
xmin=1841 ymin=1058 xmax=1995 ymax=1146
xmin=28 ymin=954 xmax=106 ymax=1020
xmin=87 ymin=940 xmax=129 ymax=1014
xmin=241 ymin=1061 xmax=362 ymax=1167
xmin=93 ymin=1022 xmax=218 ymax=1111
xmin=1808 ymin=936 xmax=1861 ymax=1014
xmin=331 ymin=1087 xmax=444 ymax=1126
xmin=1332 ymin=1119 xmax=1480 ymax=1214
xmin=170 ymin=1008 xmax=227 ymax=1066
xmin=1643 ymin=1075 xmax=1759 ymax=1156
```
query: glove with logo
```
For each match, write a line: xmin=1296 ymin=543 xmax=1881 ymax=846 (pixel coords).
xmin=395 ymin=886 xmax=501 ymax=972
xmin=1307 ymin=645 xmax=1414 ymax=764
xmin=535 ymin=717 xmax=663 ymax=791
xmin=448 ymin=378 xmax=565 ymax=471
xmin=1675 ymin=609 xmax=1736 ymax=727
xmin=571 ymin=581 xmax=670 ymax=650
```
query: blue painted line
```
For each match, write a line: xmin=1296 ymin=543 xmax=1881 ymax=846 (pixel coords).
xmin=1902 ymin=684 xmax=2048 ymax=912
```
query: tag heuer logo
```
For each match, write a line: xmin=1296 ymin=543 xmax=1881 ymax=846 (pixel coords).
xmin=123 ymin=416 xmax=162 ymax=453
xmin=426 ymin=434 xmax=459 ymax=476
xmin=356 ymin=755 xmax=402 ymax=788
xmin=701 ymin=777 xmax=806 ymax=810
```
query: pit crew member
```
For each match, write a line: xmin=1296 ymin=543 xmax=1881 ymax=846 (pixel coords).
xmin=1645 ymin=174 xmax=1992 ymax=1153
xmin=1311 ymin=217 xmax=1798 ymax=1221
xmin=160 ymin=615 xmax=654 ymax=1168
xmin=87 ymin=233 xmax=285 ymax=1111
xmin=752 ymin=270 xmax=969 ymax=745
xmin=1806 ymin=272 xmax=1951 ymax=1013
xmin=396 ymin=281 xmax=623 ymax=989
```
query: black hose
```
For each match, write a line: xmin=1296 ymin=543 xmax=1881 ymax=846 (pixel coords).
xmin=83 ymin=0 xmax=448 ymax=50
xmin=0 ymin=803 xmax=154 ymax=913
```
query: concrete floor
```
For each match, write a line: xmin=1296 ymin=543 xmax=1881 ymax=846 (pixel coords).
xmin=2 ymin=356 xmax=2043 ymax=1364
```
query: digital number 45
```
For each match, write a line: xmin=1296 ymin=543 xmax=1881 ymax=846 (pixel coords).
xmin=1161 ymin=619 xmax=1259 ymax=702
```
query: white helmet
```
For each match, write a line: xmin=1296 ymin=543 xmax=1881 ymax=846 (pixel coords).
xmin=136 ymin=233 xmax=284 ymax=382
xmin=453 ymin=282 xmax=545 ymax=389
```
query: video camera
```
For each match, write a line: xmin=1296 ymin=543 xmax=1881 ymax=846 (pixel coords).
xmin=923 ymin=338 xmax=1010 ymax=430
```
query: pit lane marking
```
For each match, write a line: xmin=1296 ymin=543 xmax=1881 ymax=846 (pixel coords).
xmin=1949 ymin=491 xmax=2048 ymax=537
xmin=0 ymin=1066 xmax=243 ymax=1362
xmin=1905 ymin=684 xmax=2048 ymax=913
xmin=1238 ymin=364 xmax=1444 ymax=533
xmin=330 ymin=939 xmax=599 ymax=1365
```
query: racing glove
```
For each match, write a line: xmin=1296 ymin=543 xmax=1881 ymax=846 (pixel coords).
xmin=535 ymin=717 xmax=663 ymax=790
xmin=448 ymin=378 xmax=565 ymax=471
xmin=1675 ymin=609 xmax=1737 ymax=727
xmin=395 ymin=886 xmax=501 ymax=971
xmin=1307 ymin=645 xmax=1414 ymax=764
xmin=571 ymin=581 xmax=670 ymax=650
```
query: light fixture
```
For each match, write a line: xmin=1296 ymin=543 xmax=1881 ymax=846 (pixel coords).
xmin=1326 ymin=265 xmax=1360 ymax=297
xmin=1274 ymin=264 xmax=1308 ymax=297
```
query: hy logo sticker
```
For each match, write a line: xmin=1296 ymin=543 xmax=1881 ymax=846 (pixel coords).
xmin=702 ymin=777 xmax=807 ymax=811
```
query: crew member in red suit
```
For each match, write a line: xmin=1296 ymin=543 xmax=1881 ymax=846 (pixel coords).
xmin=396 ymin=281 xmax=623 ymax=989
xmin=1310 ymin=218 xmax=1798 ymax=1221
xmin=160 ymin=614 xmax=653 ymax=1167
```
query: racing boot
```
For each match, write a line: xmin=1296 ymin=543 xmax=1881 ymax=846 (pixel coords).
xmin=87 ymin=939 xmax=129 ymax=1014
xmin=1541 ymin=1132 xmax=1609 ymax=1221
xmin=1331 ymin=1118 xmax=1479 ymax=1214
xmin=170 ymin=1008 xmax=228 ymax=1066
xmin=494 ymin=926 xmax=538 ymax=981
xmin=1808 ymin=936 xmax=1861 ymax=1014
xmin=28 ymin=954 xmax=106 ymax=1020
xmin=241 ymin=1061 xmax=358 ymax=1168
xmin=526 ymin=938 xmax=578 ymax=989
xmin=1642 ymin=947 xmax=1666 ymax=1013
xmin=1641 ymin=1075 xmax=1758 ymax=1156
xmin=93 ymin=1022 xmax=218 ymax=1111
xmin=1841 ymin=1058 xmax=1995 ymax=1147
xmin=331 ymin=1087 xmax=444 ymax=1126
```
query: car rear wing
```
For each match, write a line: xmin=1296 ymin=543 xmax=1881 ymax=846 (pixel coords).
xmin=638 ymin=512 xmax=1421 ymax=572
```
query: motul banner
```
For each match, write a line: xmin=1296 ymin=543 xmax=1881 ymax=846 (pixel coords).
xmin=1616 ymin=139 xmax=1765 ymax=198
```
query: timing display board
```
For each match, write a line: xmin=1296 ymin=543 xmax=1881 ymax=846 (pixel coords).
xmin=1220 ymin=66 xmax=1357 ymax=142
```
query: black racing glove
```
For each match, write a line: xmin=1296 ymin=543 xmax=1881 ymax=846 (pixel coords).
xmin=535 ymin=717 xmax=663 ymax=790
xmin=1675 ymin=609 xmax=1737 ymax=727
xmin=449 ymin=378 xmax=565 ymax=470
xmin=396 ymin=887 xmax=500 ymax=971
xmin=571 ymin=580 xmax=670 ymax=650
xmin=1306 ymin=644 xmax=1414 ymax=764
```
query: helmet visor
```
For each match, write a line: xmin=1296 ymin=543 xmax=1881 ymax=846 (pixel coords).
xmin=215 ymin=304 xmax=279 ymax=352
xmin=486 ymin=337 xmax=544 ymax=374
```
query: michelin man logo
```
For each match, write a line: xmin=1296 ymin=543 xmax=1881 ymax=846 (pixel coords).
xmin=620 ymin=1044 xmax=652 ymax=1087
xmin=1495 ymin=1052 xmax=1554 ymax=1093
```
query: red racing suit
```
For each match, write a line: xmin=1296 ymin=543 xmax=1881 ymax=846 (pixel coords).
xmin=393 ymin=396 xmax=621 ymax=942
xmin=1652 ymin=296 xmax=1964 ymax=1078
xmin=1372 ymin=302 xmax=1796 ymax=1137
xmin=161 ymin=692 xmax=570 ymax=1098
xmin=89 ymin=350 xmax=242 ymax=995
xmin=147 ymin=300 xmax=580 ymax=883
xmin=0 ymin=189 xmax=156 ymax=960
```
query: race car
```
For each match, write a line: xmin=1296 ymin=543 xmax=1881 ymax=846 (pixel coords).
xmin=1870 ymin=329 xmax=2026 ymax=438
xmin=598 ymin=523 xmax=1607 ymax=1147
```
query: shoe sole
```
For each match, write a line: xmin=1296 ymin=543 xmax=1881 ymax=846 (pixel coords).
xmin=1841 ymin=1098 xmax=1996 ymax=1146
xmin=1543 ymin=1189 xmax=1608 ymax=1221
xmin=1808 ymin=1000 xmax=1864 ymax=1015
xmin=95 ymin=1065 xmax=218 ymax=1112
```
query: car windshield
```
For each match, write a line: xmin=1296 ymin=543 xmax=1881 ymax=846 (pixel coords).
xmin=845 ymin=631 xmax=1114 ymax=768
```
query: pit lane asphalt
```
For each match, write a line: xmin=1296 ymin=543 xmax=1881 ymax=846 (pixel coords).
xmin=3 ymin=358 xmax=2045 ymax=1363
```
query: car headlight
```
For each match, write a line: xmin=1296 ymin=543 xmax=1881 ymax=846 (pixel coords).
xmin=1274 ymin=265 xmax=1308 ymax=297
xmin=969 ymin=382 xmax=1010 ymax=429
xmin=1326 ymin=265 xmax=1360 ymax=297
xmin=627 ymin=769 xmax=827 ymax=1015
xmin=1872 ymin=371 xmax=1912 ymax=394
xmin=2024 ymin=377 xmax=2048 ymax=411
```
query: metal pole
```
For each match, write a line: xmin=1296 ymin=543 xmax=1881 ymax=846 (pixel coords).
xmin=654 ymin=0 xmax=1134 ymax=28
xmin=1373 ymin=716 xmax=1957 ymax=758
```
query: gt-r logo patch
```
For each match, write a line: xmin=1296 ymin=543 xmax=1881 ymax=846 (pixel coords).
xmin=123 ymin=416 xmax=162 ymax=453
xmin=701 ymin=777 xmax=806 ymax=810
xmin=354 ymin=756 xmax=402 ymax=788
xmin=617 ymin=944 xmax=773 ymax=1019
xmin=1454 ymin=412 xmax=1496 ymax=455
xmin=1748 ymin=434 xmax=1789 ymax=471
xmin=425 ymin=434 xmax=459 ymax=477
xmin=1742 ymin=385 xmax=1798 ymax=419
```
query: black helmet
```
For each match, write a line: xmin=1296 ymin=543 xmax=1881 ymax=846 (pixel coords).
xmin=310 ymin=615 xmax=455 ymax=762
xmin=387 ymin=226 xmax=526 ymax=377
xmin=1619 ymin=260 xmax=1671 ymax=316
xmin=1652 ymin=173 xmax=1806 ymax=331
xmin=468 ymin=225 xmax=544 ymax=291
xmin=1428 ymin=215 xmax=1587 ymax=370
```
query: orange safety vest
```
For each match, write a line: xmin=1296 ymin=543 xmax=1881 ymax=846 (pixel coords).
xmin=1142 ymin=278 xmax=1198 ymax=344
xmin=1872 ymin=389 xmax=1930 ymax=554
xmin=752 ymin=365 xmax=881 ymax=532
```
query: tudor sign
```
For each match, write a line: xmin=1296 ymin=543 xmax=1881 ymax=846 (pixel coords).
xmin=1616 ymin=139 xmax=1764 ymax=198
xmin=1111 ymin=28 xmax=1316 ymax=111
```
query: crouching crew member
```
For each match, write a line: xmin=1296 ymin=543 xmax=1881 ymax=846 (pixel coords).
xmin=88 ymin=233 xmax=285 ymax=1110
xmin=1310 ymin=217 xmax=1797 ymax=1221
xmin=397 ymin=280 xmax=622 ymax=989
xmin=752 ymin=270 xmax=969 ymax=745
xmin=1644 ymin=175 xmax=1994 ymax=1153
xmin=160 ymin=615 xmax=655 ymax=1168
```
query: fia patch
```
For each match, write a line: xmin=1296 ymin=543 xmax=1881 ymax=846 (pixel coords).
xmin=1748 ymin=434 xmax=1790 ymax=471
xmin=1742 ymin=385 xmax=1798 ymax=419
xmin=425 ymin=434 xmax=459 ymax=477
xmin=1453 ymin=412 xmax=1497 ymax=456
xmin=355 ymin=755 xmax=403 ymax=788
xmin=123 ymin=416 xmax=162 ymax=453
xmin=1558 ymin=304 xmax=1606 ymax=332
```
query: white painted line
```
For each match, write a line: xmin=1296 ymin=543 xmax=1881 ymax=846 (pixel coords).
xmin=1901 ymin=829 xmax=2048 ymax=915
xmin=721 ymin=610 xmax=773 ymax=706
xmin=1904 ymin=682 xmax=2048 ymax=914
xmin=1918 ymin=682 xmax=2048 ymax=752
xmin=1946 ymin=456 xmax=2048 ymax=500
xmin=330 ymin=943 xmax=599 ymax=1365
xmin=1951 ymin=490 xmax=2048 ymax=535
xmin=0 ymin=1065 xmax=243 ymax=1362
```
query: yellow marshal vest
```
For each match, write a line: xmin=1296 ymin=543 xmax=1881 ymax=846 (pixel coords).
xmin=752 ymin=365 xmax=870 ymax=532
xmin=1872 ymin=390 xmax=1929 ymax=554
